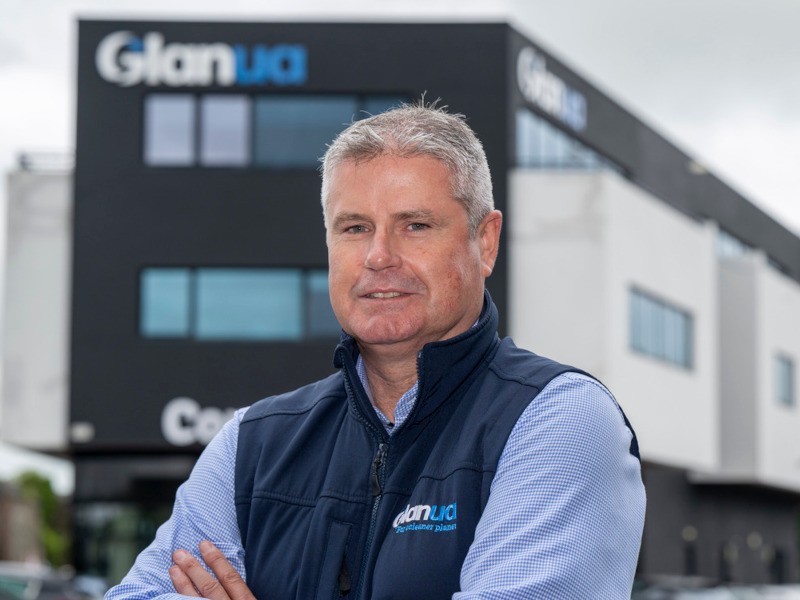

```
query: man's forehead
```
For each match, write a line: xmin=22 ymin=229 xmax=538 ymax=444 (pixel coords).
xmin=324 ymin=154 xmax=462 ymax=222
xmin=329 ymin=153 xmax=451 ymax=178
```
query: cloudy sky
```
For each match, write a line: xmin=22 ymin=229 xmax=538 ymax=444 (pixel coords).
xmin=1 ymin=0 xmax=799 ymax=489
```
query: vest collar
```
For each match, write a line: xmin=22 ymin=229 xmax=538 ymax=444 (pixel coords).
xmin=333 ymin=289 xmax=500 ymax=433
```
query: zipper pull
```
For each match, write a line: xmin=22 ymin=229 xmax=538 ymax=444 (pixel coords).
xmin=370 ymin=443 xmax=387 ymax=497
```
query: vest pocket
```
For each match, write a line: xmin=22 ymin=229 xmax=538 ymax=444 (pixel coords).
xmin=315 ymin=520 xmax=352 ymax=599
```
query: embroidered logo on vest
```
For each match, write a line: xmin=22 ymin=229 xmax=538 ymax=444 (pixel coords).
xmin=392 ymin=502 xmax=458 ymax=533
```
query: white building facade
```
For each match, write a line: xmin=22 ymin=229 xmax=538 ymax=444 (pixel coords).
xmin=2 ymin=160 xmax=72 ymax=452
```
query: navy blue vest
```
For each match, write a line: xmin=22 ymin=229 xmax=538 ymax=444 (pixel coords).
xmin=235 ymin=294 xmax=639 ymax=599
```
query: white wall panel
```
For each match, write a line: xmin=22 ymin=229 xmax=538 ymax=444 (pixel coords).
xmin=1 ymin=170 xmax=71 ymax=450
xmin=509 ymin=170 xmax=718 ymax=471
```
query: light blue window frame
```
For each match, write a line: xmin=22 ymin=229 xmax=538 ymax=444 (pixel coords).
xmin=776 ymin=354 xmax=795 ymax=407
xmin=306 ymin=269 xmax=341 ymax=338
xmin=195 ymin=269 xmax=303 ymax=340
xmin=199 ymin=95 xmax=252 ymax=167
xmin=140 ymin=268 xmax=192 ymax=337
xmin=629 ymin=287 xmax=693 ymax=369
xmin=144 ymin=94 xmax=196 ymax=166
xmin=144 ymin=92 xmax=409 ymax=169
xmin=140 ymin=267 xmax=340 ymax=341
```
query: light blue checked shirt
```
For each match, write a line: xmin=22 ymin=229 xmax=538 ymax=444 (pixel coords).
xmin=108 ymin=367 xmax=645 ymax=600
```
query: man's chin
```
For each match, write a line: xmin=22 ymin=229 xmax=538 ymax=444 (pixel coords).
xmin=353 ymin=332 xmax=416 ymax=347
xmin=347 ymin=322 xmax=419 ymax=348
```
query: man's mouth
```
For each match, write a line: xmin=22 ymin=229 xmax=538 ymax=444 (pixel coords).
xmin=366 ymin=292 xmax=403 ymax=299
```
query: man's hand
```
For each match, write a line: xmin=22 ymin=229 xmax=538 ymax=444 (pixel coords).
xmin=169 ymin=541 xmax=255 ymax=600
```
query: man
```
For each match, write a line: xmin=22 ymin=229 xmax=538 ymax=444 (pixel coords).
xmin=107 ymin=104 xmax=645 ymax=600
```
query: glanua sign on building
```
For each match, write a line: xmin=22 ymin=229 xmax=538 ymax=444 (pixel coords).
xmin=516 ymin=46 xmax=587 ymax=131
xmin=95 ymin=31 xmax=307 ymax=87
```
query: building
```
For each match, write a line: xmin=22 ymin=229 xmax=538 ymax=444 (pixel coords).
xmin=1 ymin=155 xmax=72 ymax=453
xmin=3 ymin=18 xmax=800 ymax=585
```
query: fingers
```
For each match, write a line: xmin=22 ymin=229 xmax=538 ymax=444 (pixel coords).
xmin=169 ymin=563 xmax=200 ymax=597
xmin=170 ymin=542 xmax=255 ymax=600
xmin=171 ymin=548 xmax=229 ymax=600
xmin=198 ymin=541 xmax=256 ymax=600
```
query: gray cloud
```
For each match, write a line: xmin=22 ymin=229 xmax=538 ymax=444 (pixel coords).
xmin=511 ymin=0 xmax=800 ymax=120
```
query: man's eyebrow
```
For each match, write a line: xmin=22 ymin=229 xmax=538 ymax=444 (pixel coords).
xmin=331 ymin=209 xmax=437 ymax=228
xmin=331 ymin=212 xmax=370 ymax=228
xmin=396 ymin=209 xmax=436 ymax=221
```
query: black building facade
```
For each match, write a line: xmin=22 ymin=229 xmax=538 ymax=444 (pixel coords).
xmin=72 ymin=19 xmax=800 ymax=585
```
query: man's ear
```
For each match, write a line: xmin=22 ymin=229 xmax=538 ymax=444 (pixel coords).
xmin=478 ymin=210 xmax=503 ymax=277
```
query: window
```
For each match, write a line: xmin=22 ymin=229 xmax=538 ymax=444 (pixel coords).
xmin=254 ymin=96 xmax=358 ymax=168
xmin=144 ymin=95 xmax=195 ymax=166
xmin=196 ymin=269 xmax=302 ymax=340
xmin=140 ymin=269 xmax=191 ymax=337
xmin=143 ymin=93 xmax=409 ymax=169
xmin=200 ymin=95 xmax=251 ymax=166
xmin=715 ymin=229 xmax=750 ymax=259
xmin=716 ymin=229 xmax=790 ymax=278
xmin=776 ymin=354 xmax=795 ymax=407
xmin=307 ymin=269 xmax=340 ymax=337
xmin=516 ymin=108 xmax=620 ymax=172
xmin=629 ymin=288 xmax=693 ymax=368
xmin=362 ymin=95 xmax=407 ymax=117
xmin=140 ymin=267 xmax=339 ymax=341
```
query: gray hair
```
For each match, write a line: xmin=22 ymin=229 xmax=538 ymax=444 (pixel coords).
xmin=320 ymin=102 xmax=494 ymax=236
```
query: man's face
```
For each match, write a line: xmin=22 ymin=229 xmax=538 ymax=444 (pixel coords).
xmin=325 ymin=154 xmax=501 ymax=354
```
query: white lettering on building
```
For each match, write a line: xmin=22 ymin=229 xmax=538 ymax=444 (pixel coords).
xmin=95 ymin=31 xmax=308 ymax=88
xmin=517 ymin=46 xmax=587 ymax=131
xmin=161 ymin=396 xmax=237 ymax=446
xmin=96 ymin=31 xmax=235 ymax=87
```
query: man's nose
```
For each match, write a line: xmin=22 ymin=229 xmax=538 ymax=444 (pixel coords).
xmin=364 ymin=230 xmax=399 ymax=270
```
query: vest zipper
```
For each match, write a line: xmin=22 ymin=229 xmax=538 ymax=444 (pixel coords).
xmin=355 ymin=442 xmax=388 ymax=600
xmin=370 ymin=442 xmax=386 ymax=496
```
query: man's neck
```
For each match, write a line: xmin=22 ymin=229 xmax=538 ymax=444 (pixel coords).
xmin=358 ymin=344 xmax=420 ymax=421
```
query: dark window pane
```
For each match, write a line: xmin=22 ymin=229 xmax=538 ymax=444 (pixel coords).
xmin=307 ymin=270 xmax=340 ymax=337
xmin=515 ymin=107 xmax=619 ymax=172
xmin=253 ymin=96 xmax=358 ymax=168
xmin=361 ymin=96 xmax=407 ymax=118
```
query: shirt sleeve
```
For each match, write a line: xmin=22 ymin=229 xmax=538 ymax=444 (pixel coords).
xmin=456 ymin=372 xmax=646 ymax=599
xmin=104 ymin=408 xmax=248 ymax=600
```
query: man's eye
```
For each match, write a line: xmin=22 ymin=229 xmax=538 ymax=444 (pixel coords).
xmin=345 ymin=224 xmax=368 ymax=233
xmin=408 ymin=223 xmax=429 ymax=231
